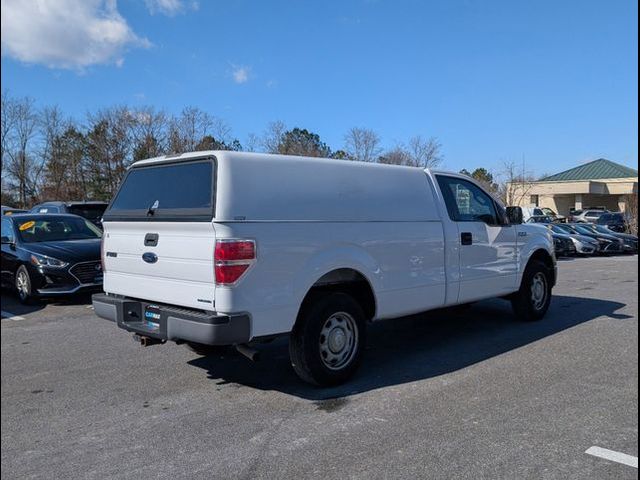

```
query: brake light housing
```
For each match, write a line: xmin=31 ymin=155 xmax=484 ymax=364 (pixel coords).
xmin=214 ymin=239 xmax=256 ymax=286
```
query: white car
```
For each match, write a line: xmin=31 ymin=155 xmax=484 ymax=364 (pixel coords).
xmin=93 ymin=151 xmax=556 ymax=386
xmin=571 ymin=209 xmax=609 ymax=223
xmin=520 ymin=206 xmax=546 ymax=222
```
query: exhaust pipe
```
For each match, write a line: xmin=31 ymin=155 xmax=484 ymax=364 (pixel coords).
xmin=236 ymin=344 xmax=260 ymax=362
xmin=133 ymin=334 xmax=165 ymax=347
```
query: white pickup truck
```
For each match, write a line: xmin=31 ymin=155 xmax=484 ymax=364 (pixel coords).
xmin=93 ymin=151 xmax=556 ymax=386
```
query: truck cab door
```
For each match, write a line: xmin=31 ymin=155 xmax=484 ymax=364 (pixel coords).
xmin=435 ymin=175 xmax=518 ymax=303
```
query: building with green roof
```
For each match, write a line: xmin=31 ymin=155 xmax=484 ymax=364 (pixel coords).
xmin=509 ymin=158 xmax=637 ymax=216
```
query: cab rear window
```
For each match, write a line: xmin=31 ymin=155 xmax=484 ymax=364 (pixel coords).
xmin=104 ymin=160 xmax=215 ymax=221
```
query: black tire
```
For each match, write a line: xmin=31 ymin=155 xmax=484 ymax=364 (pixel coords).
xmin=15 ymin=265 xmax=35 ymax=305
xmin=185 ymin=342 xmax=231 ymax=356
xmin=289 ymin=292 xmax=366 ymax=386
xmin=511 ymin=260 xmax=552 ymax=321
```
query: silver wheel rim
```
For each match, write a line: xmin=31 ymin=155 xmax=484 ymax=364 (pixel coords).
xmin=530 ymin=272 xmax=547 ymax=311
xmin=16 ymin=270 xmax=29 ymax=299
xmin=319 ymin=312 xmax=359 ymax=371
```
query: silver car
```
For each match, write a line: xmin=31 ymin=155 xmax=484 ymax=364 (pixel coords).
xmin=548 ymin=224 xmax=599 ymax=255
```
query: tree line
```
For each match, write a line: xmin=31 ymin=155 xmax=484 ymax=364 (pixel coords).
xmin=2 ymin=90 xmax=532 ymax=208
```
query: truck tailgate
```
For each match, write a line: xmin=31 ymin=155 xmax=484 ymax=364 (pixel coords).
xmin=102 ymin=222 xmax=216 ymax=310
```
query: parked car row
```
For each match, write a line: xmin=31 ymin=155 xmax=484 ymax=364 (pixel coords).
xmin=29 ymin=201 xmax=108 ymax=228
xmin=1 ymin=205 xmax=28 ymax=216
xmin=546 ymin=222 xmax=637 ymax=257
xmin=3 ymin=201 xmax=108 ymax=226
xmin=568 ymin=209 xmax=631 ymax=233
xmin=524 ymin=206 xmax=634 ymax=234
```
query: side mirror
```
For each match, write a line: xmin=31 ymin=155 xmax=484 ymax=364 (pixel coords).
xmin=506 ymin=206 xmax=523 ymax=225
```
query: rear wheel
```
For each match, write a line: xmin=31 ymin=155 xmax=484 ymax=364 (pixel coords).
xmin=15 ymin=266 xmax=35 ymax=305
xmin=511 ymin=260 xmax=552 ymax=321
xmin=289 ymin=292 xmax=366 ymax=386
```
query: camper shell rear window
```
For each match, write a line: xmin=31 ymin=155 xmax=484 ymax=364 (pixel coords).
xmin=103 ymin=158 xmax=216 ymax=222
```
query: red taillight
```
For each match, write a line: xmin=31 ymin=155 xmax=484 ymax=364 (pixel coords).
xmin=214 ymin=240 xmax=256 ymax=261
xmin=214 ymin=239 xmax=256 ymax=285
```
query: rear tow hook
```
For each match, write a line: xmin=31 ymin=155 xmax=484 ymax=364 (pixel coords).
xmin=133 ymin=334 xmax=166 ymax=347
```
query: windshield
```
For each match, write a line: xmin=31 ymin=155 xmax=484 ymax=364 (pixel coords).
xmin=542 ymin=208 xmax=556 ymax=216
xmin=574 ymin=225 xmax=597 ymax=236
xmin=106 ymin=160 xmax=214 ymax=221
xmin=557 ymin=224 xmax=577 ymax=234
xmin=598 ymin=213 xmax=623 ymax=223
xmin=593 ymin=225 xmax=613 ymax=234
xmin=528 ymin=216 xmax=552 ymax=223
xmin=68 ymin=205 xmax=107 ymax=222
xmin=16 ymin=216 xmax=102 ymax=243
xmin=586 ymin=211 xmax=606 ymax=218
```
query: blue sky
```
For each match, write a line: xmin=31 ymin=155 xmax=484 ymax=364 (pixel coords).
xmin=1 ymin=0 xmax=637 ymax=176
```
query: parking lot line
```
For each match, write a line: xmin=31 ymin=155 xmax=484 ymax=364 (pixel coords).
xmin=0 ymin=311 xmax=25 ymax=321
xmin=585 ymin=446 xmax=638 ymax=468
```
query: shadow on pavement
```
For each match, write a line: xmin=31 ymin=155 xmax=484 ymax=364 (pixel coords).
xmin=188 ymin=294 xmax=631 ymax=400
xmin=1 ymin=291 xmax=94 ymax=316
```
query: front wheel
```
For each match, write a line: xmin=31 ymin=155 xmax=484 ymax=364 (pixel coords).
xmin=511 ymin=260 xmax=552 ymax=321
xmin=289 ymin=292 xmax=366 ymax=386
xmin=15 ymin=265 xmax=35 ymax=305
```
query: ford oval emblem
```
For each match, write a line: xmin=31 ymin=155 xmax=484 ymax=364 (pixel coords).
xmin=142 ymin=252 xmax=158 ymax=264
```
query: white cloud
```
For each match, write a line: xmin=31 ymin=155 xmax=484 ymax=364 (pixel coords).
xmin=0 ymin=0 xmax=150 ymax=70
xmin=145 ymin=0 xmax=199 ymax=16
xmin=232 ymin=65 xmax=250 ymax=84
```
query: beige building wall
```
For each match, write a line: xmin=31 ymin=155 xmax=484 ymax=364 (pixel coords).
xmin=508 ymin=177 xmax=638 ymax=215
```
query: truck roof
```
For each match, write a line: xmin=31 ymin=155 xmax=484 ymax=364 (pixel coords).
xmin=131 ymin=150 xmax=428 ymax=172
xmin=128 ymin=151 xmax=441 ymax=223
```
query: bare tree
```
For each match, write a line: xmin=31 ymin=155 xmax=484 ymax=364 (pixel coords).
xmin=624 ymin=193 xmax=638 ymax=235
xmin=4 ymin=96 xmax=39 ymax=207
xmin=244 ymin=132 xmax=261 ymax=152
xmin=210 ymin=116 xmax=232 ymax=146
xmin=131 ymin=106 xmax=168 ymax=160
xmin=1 ymin=90 xmax=17 ymax=177
xmin=499 ymin=159 xmax=536 ymax=206
xmin=407 ymin=135 xmax=443 ymax=169
xmin=40 ymin=105 xmax=68 ymax=199
xmin=85 ymin=106 xmax=135 ymax=199
xmin=344 ymin=127 xmax=381 ymax=162
xmin=378 ymin=136 xmax=443 ymax=168
xmin=378 ymin=146 xmax=413 ymax=166
xmin=261 ymin=120 xmax=286 ymax=154
xmin=168 ymin=106 xmax=214 ymax=154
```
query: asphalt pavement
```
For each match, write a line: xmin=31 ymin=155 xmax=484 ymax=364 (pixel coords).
xmin=1 ymin=255 xmax=638 ymax=479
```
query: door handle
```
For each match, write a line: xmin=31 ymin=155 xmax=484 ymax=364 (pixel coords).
xmin=461 ymin=232 xmax=473 ymax=246
xmin=144 ymin=233 xmax=159 ymax=246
